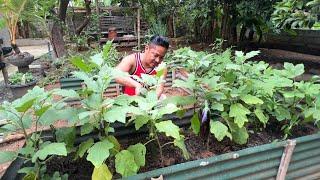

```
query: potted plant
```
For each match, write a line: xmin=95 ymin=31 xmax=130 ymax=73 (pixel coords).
xmin=0 ymin=0 xmax=35 ymax=73
xmin=7 ymin=72 xmax=37 ymax=99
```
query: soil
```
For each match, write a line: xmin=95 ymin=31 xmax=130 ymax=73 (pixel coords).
xmin=45 ymin=122 xmax=318 ymax=180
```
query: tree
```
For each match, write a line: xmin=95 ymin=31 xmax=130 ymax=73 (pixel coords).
xmin=0 ymin=0 xmax=30 ymax=53
xmin=272 ymin=0 xmax=320 ymax=30
xmin=50 ymin=0 xmax=69 ymax=58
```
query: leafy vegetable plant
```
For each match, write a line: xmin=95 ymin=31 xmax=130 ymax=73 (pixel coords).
xmin=170 ymin=47 xmax=320 ymax=146
xmin=0 ymin=86 xmax=80 ymax=179
xmin=9 ymin=72 xmax=35 ymax=85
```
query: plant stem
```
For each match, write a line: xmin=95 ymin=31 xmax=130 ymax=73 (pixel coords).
xmin=18 ymin=112 xmax=29 ymax=141
xmin=206 ymin=133 xmax=210 ymax=151
xmin=144 ymin=138 xmax=155 ymax=146
xmin=161 ymin=141 xmax=174 ymax=148
xmin=154 ymin=132 xmax=164 ymax=167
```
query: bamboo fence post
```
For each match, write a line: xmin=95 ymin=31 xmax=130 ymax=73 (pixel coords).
xmin=276 ymin=139 xmax=296 ymax=180
xmin=137 ymin=7 xmax=141 ymax=50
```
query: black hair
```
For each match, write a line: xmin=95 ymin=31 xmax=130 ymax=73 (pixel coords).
xmin=149 ymin=35 xmax=169 ymax=49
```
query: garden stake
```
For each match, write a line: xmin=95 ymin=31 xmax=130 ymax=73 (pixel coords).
xmin=276 ymin=139 xmax=296 ymax=180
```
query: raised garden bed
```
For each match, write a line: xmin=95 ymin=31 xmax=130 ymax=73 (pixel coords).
xmin=2 ymin=117 xmax=318 ymax=180
xmin=1 ymin=47 xmax=320 ymax=180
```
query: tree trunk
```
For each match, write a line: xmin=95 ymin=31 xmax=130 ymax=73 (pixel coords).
xmin=50 ymin=25 xmax=66 ymax=58
xmin=75 ymin=0 xmax=92 ymax=35
xmin=231 ymin=26 xmax=237 ymax=45
xmin=50 ymin=0 xmax=69 ymax=58
xmin=10 ymin=26 xmax=21 ymax=54
xmin=167 ymin=15 xmax=174 ymax=38
xmin=239 ymin=25 xmax=246 ymax=42
xmin=248 ymin=27 xmax=254 ymax=41
xmin=221 ymin=2 xmax=231 ymax=47
xmin=11 ymin=43 xmax=21 ymax=54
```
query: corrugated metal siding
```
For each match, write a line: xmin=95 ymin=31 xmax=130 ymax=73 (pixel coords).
xmin=126 ymin=133 xmax=320 ymax=180
xmin=59 ymin=77 xmax=83 ymax=90
xmin=286 ymin=134 xmax=320 ymax=180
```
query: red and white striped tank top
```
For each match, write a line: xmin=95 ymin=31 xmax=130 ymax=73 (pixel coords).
xmin=123 ymin=53 xmax=157 ymax=96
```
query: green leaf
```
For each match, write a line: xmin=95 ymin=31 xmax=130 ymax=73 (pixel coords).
xmin=22 ymin=172 xmax=37 ymax=180
xmin=70 ymin=56 xmax=92 ymax=73
xmin=190 ymin=112 xmax=200 ymax=135
xmin=134 ymin=115 xmax=149 ymax=130
xmin=174 ymin=138 xmax=190 ymax=160
xmin=75 ymin=138 xmax=94 ymax=158
xmin=240 ymin=95 xmax=263 ymax=105
xmin=55 ymin=127 xmax=76 ymax=150
xmin=72 ymin=72 xmax=98 ymax=92
xmin=173 ymin=74 xmax=197 ymax=90
xmin=107 ymin=135 xmax=121 ymax=157
xmin=92 ymin=164 xmax=112 ymax=180
xmin=176 ymin=109 xmax=186 ymax=119
xmin=17 ymin=167 xmax=36 ymax=174
xmin=87 ymin=140 xmax=114 ymax=167
xmin=254 ymin=108 xmax=268 ymax=125
xmin=91 ymin=53 xmax=104 ymax=67
xmin=313 ymin=110 xmax=320 ymax=120
xmin=102 ymin=41 xmax=113 ymax=58
xmin=39 ymin=107 xmax=78 ymax=126
xmin=245 ymin=51 xmax=260 ymax=59
xmin=211 ymin=103 xmax=224 ymax=111
xmin=18 ymin=145 xmax=35 ymax=156
xmin=104 ymin=106 xmax=128 ymax=123
xmin=79 ymin=110 xmax=98 ymax=120
xmin=283 ymin=63 xmax=304 ymax=78
xmin=0 ymin=124 xmax=17 ymax=133
xmin=32 ymin=143 xmax=67 ymax=162
xmin=52 ymin=89 xmax=80 ymax=99
xmin=229 ymin=103 xmax=250 ymax=128
xmin=146 ymin=90 xmax=158 ymax=102
xmin=35 ymin=105 xmax=51 ymax=116
xmin=231 ymin=126 xmax=249 ymax=145
xmin=235 ymin=51 xmax=244 ymax=58
xmin=21 ymin=115 xmax=32 ymax=129
xmin=115 ymin=150 xmax=139 ymax=177
xmin=162 ymin=96 xmax=196 ymax=107
xmin=0 ymin=151 xmax=16 ymax=164
xmin=226 ymin=64 xmax=241 ymax=70
xmin=275 ymin=106 xmax=291 ymax=121
xmin=223 ymin=71 xmax=236 ymax=84
xmin=210 ymin=121 xmax=232 ymax=141
xmin=15 ymin=98 xmax=36 ymax=112
xmin=81 ymin=123 xmax=94 ymax=136
xmin=127 ymin=143 xmax=146 ymax=167
xmin=155 ymin=120 xmax=181 ymax=140
xmin=83 ymin=93 xmax=103 ymax=110
xmin=154 ymin=103 xmax=179 ymax=119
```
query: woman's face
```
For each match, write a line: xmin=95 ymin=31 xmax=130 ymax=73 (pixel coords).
xmin=144 ymin=44 xmax=167 ymax=68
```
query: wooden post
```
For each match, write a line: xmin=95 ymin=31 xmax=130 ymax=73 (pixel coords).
xmin=173 ymin=10 xmax=176 ymax=38
xmin=0 ymin=42 xmax=9 ymax=86
xmin=95 ymin=0 xmax=101 ymax=45
xmin=276 ymin=139 xmax=296 ymax=180
xmin=137 ymin=7 xmax=141 ymax=50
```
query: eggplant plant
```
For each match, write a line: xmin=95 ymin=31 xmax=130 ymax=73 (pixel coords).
xmin=0 ymin=86 xmax=80 ymax=179
xmin=170 ymin=47 xmax=320 ymax=146
xmin=126 ymin=73 xmax=190 ymax=166
xmin=69 ymin=49 xmax=149 ymax=179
